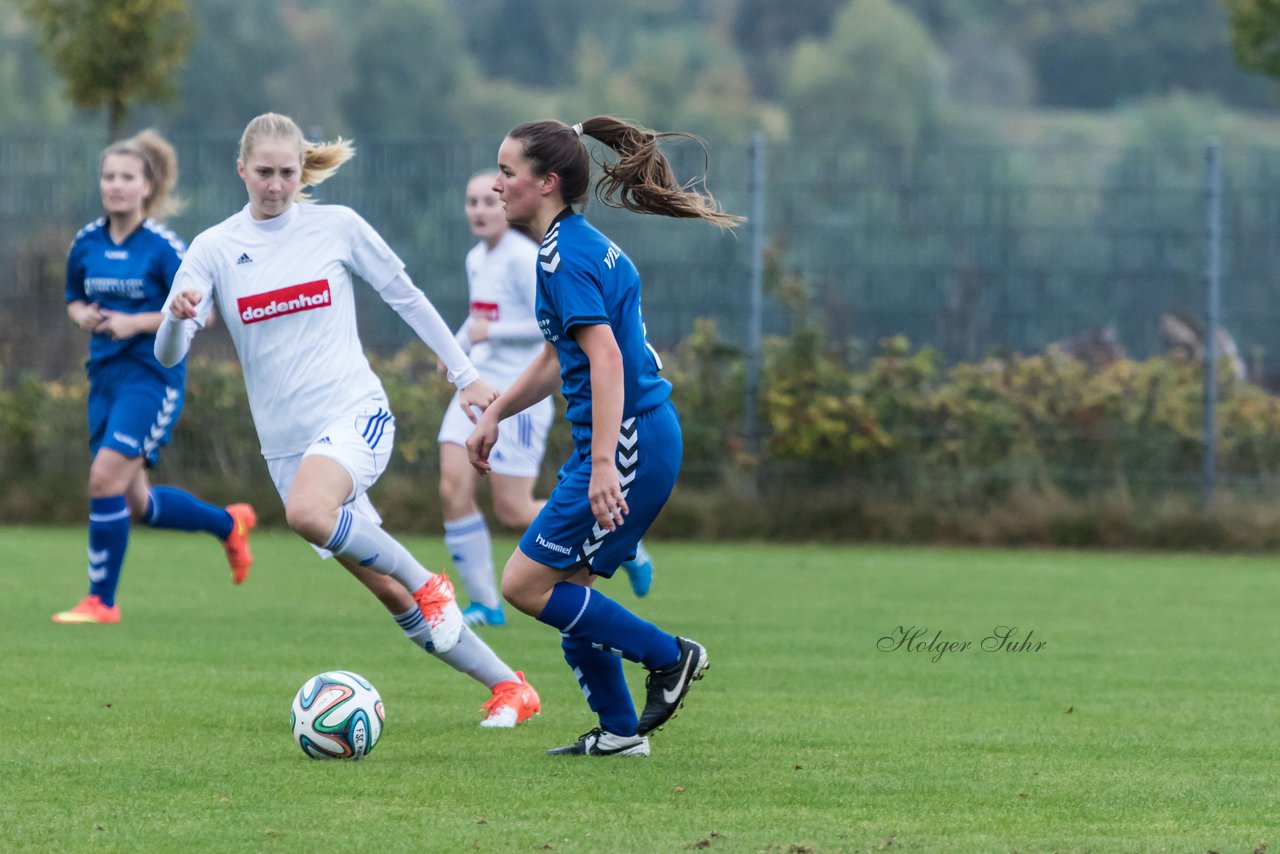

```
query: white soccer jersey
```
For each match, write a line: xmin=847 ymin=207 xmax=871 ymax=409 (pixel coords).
xmin=458 ymin=229 xmax=544 ymax=388
xmin=165 ymin=203 xmax=411 ymax=458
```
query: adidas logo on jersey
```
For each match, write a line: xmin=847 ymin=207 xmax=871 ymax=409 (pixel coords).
xmin=236 ymin=253 xmax=253 ymax=265
xmin=317 ymin=436 xmax=332 ymax=445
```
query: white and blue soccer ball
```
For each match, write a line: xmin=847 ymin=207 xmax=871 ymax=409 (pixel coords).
xmin=290 ymin=670 xmax=385 ymax=760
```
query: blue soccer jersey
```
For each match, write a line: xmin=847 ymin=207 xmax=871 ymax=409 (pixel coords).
xmin=65 ymin=217 xmax=186 ymax=385
xmin=535 ymin=210 xmax=670 ymax=426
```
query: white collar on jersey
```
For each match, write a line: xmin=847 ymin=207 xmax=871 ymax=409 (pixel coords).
xmin=242 ymin=201 xmax=298 ymax=232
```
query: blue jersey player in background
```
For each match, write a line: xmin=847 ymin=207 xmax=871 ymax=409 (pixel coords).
xmin=53 ymin=129 xmax=255 ymax=625
xmin=468 ymin=116 xmax=742 ymax=756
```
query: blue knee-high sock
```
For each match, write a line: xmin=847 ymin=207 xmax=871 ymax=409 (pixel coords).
xmin=562 ymin=634 xmax=638 ymax=736
xmin=538 ymin=582 xmax=680 ymax=670
xmin=144 ymin=486 xmax=233 ymax=539
xmin=88 ymin=495 xmax=130 ymax=607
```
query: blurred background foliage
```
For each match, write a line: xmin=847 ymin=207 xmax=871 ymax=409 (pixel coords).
xmin=11 ymin=0 xmax=1280 ymax=543
xmin=12 ymin=326 xmax=1280 ymax=547
xmin=5 ymin=0 xmax=1280 ymax=143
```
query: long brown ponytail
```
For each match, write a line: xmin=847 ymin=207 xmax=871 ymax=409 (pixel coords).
xmin=507 ymin=116 xmax=743 ymax=229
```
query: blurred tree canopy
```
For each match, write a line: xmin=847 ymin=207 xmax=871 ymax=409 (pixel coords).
xmin=899 ymin=0 xmax=1276 ymax=109
xmin=1224 ymin=0 xmax=1280 ymax=80
xmin=785 ymin=0 xmax=945 ymax=146
xmin=6 ymin=0 xmax=1279 ymax=141
xmin=340 ymin=0 xmax=475 ymax=137
xmin=21 ymin=0 xmax=191 ymax=140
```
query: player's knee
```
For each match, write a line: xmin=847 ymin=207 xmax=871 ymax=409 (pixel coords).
xmin=87 ymin=465 xmax=126 ymax=498
xmin=492 ymin=493 xmax=535 ymax=530
xmin=437 ymin=470 xmax=456 ymax=501
xmin=499 ymin=566 xmax=532 ymax=613
xmin=499 ymin=574 xmax=524 ymax=611
xmin=284 ymin=500 xmax=331 ymax=544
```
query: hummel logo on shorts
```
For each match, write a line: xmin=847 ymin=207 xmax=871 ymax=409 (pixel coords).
xmin=236 ymin=253 xmax=253 ymax=265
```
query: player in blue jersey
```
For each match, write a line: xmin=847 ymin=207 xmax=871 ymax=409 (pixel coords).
xmin=53 ymin=129 xmax=255 ymax=625
xmin=467 ymin=116 xmax=742 ymax=756
xmin=438 ymin=172 xmax=656 ymax=630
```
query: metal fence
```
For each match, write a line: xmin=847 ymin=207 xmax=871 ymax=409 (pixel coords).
xmin=0 ymin=132 xmax=757 ymax=373
xmin=8 ymin=133 xmax=1280 ymax=367
xmin=6 ymin=131 xmax=1280 ymax=494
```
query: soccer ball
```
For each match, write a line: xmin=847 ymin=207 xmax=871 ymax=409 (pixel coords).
xmin=290 ymin=670 xmax=385 ymax=760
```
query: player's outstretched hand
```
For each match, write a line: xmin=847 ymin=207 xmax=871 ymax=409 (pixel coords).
xmin=466 ymin=409 xmax=501 ymax=475
xmin=459 ymin=379 xmax=500 ymax=423
xmin=168 ymin=288 xmax=203 ymax=320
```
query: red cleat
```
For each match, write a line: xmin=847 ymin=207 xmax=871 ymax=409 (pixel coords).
xmin=412 ymin=573 xmax=464 ymax=654
xmin=480 ymin=671 xmax=541 ymax=728
xmin=52 ymin=595 xmax=120 ymax=624
xmin=223 ymin=503 xmax=256 ymax=585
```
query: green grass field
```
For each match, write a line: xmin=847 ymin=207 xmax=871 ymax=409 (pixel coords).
xmin=4 ymin=525 xmax=1278 ymax=853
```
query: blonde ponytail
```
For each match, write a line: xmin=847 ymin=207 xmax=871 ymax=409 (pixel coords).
xmin=298 ymin=138 xmax=356 ymax=201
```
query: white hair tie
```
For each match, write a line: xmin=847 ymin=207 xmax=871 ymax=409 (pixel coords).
xmin=571 ymin=123 xmax=584 ymax=137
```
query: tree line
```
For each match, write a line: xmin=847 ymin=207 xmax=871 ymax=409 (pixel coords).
xmin=6 ymin=0 xmax=1280 ymax=144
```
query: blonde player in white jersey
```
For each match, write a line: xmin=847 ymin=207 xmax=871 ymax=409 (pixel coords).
xmin=439 ymin=174 xmax=655 ymax=627
xmin=154 ymin=113 xmax=540 ymax=728
xmin=436 ymin=172 xmax=553 ymax=627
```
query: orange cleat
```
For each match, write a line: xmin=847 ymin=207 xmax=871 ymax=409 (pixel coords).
xmin=412 ymin=573 xmax=464 ymax=654
xmin=223 ymin=503 xmax=256 ymax=585
xmin=52 ymin=595 xmax=120 ymax=624
xmin=480 ymin=671 xmax=541 ymax=728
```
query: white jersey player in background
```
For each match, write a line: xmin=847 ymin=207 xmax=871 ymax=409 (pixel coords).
xmin=155 ymin=113 xmax=540 ymax=728
xmin=439 ymin=174 xmax=656 ymax=628
xmin=436 ymin=172 xmax=551 ymax=627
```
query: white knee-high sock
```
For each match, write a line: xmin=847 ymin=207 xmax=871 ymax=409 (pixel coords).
xmin=325 ymin=507 xmax=431 ymax=592
xmin=444 ymin=512 xmax=498 ymax=609
xmin=393 ymin=609 xmax=515 ymax=688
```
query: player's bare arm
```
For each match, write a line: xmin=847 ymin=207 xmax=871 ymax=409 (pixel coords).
xmin=575 ymin=323 xmax=627 ymax=531
xmin=465 ymin=344 xmax=559 ymax=473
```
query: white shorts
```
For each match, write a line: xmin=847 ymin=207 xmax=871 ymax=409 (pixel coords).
xmin=437 ymin=393 xmax=553 ymax=478
xmin=265 ymin=399 xmax=395 ymax=557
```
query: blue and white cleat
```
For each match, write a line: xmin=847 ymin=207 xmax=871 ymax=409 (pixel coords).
xmin=619 ymin=540 xmax=654 ymax=598
xmin=461 ymin=602 xmax=507 ymax=627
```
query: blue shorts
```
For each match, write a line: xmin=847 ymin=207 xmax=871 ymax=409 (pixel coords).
xmin=87 ymin=360 xmax=185 ymax=466
xmin=520 ymin=400 xmax=681 ymax=577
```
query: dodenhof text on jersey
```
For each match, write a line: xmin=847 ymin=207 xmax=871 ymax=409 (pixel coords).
xmin=238 ymin=279 xmax=332 ymax=324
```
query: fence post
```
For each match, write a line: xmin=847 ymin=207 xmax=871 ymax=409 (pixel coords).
xmin=1202 ymin=137 xmax=1222 ymax=510
xmin=744 ymin=131 xmax=766 ymax=459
